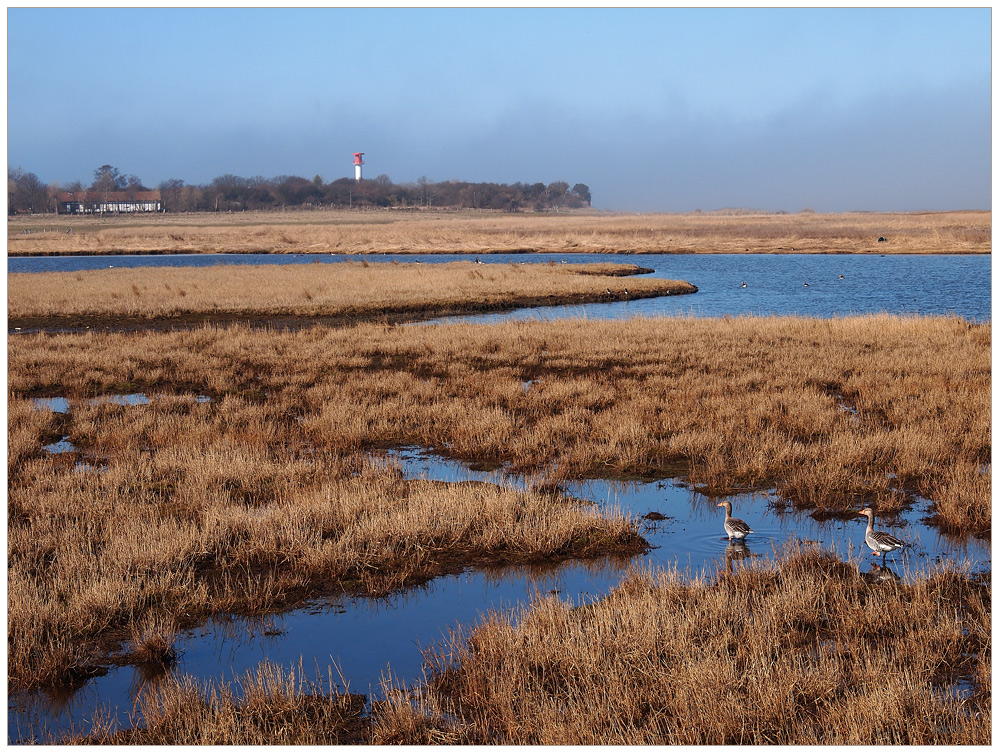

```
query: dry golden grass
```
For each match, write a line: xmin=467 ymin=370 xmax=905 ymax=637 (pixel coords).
xmin=7 ymin=261 xmax=693 ymax=323
xmin=10 ymin=314 xmax=989 ymax=530
xmin=7 ymin=388 xmax=641 ymax=692
xmin=7 ymin=208 xmax=990 ymax=255
xmin=374 ymin=547 xmax=989 ymax=745
xmin=7 ymin=306 xmax=990 ymax=743
xmin=77 ymin=661 xmax=369 ymax=745
xmin=55 ymin=551 xmax=993 ymax=745
xmin=8 ymin=312 xmax=988 ymax=690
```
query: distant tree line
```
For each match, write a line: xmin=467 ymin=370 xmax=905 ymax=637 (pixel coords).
xmin=8 ymin=164 xmax=592 ymax=214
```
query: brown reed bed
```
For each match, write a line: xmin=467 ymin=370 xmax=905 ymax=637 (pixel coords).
xmin=7 ymin=310 xmax=990 ymax=743
xmin=7 ymin=208 xmax=990 ymax=256
xmin=7 ymin=389 xmax=643 ymax=692
xmin=73 ymin=661 xmax=369 ymax=745
xmin=373 ymin=547 xmax=990 ymax=745
xmin=7 ymin=261 xmax=692 ymax=330
xmin=10 ymin=314 xmax=989 ymax=531
xmin=68 ymin=550 xmax=990 ymax=745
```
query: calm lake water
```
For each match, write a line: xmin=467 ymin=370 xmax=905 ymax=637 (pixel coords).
xmin=6 ymin=252 xmax=992 ymax=322
xmin=7 ymin=252 xmax=992 ymax=742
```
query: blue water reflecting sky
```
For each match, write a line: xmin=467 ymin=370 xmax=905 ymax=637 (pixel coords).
xmin=8 ymin=252 xmax=990 ymax=322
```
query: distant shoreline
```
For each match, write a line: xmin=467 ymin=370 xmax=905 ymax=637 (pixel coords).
xmin=6 ymin=248 xmax=991 ymax=257
xmin=7 ymin=209 xmax=990 ymax=256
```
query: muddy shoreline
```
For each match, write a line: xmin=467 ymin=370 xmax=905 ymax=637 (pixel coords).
xmin=8 ymin=286 xmax=691 ymax=335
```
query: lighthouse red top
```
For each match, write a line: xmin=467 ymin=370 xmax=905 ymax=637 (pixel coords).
xmin=353 ymin=153 xmax=364 ymax=165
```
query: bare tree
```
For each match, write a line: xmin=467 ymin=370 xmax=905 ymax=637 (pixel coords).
xmin=125 ymin=174 xmax=147 ymax=201
xmin=92 ymin=164 xmax=125 ymax=194
xmin=158 ymin=178 xmax=185 ymax=212
xmin=8 ymin=167 xmax=48 ymax=214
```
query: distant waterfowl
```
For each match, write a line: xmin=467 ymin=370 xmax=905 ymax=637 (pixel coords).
xmin=803 ymin=281 xmax=809 ymax=287
xmin=839 ymin=274 xmax=844 ymax=280
xmin=877 ymin=236 xmax=887 ymax=243
xmin=717 ymin=500 xmax=753 ymax=542
xmin=858 ymin=507 xmax=905 ymax=560
xmin=605 ymin=288 xmax=612 ymax=295
xmin=623 ymin=288 xmax=629 ymax=298
xmin=741 ymin=281 xmax=747 ymax=288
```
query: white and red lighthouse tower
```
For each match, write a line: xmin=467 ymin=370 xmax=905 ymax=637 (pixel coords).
xmin=353 ymin=152 xmax=364 ymax=182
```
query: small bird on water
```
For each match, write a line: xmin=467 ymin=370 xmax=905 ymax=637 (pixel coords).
xmin=741 ymin=281 xmax=747 ymax=288
xmin=717 ymin=500 xmax=753 ymax=542
xmin=858 ymin=507 xmax=905 ymax=560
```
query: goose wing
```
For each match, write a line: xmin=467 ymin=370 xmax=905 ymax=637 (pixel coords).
xmin=728 ymin=517 xmax=753 ymax=534
xmin=870 ymin=530 xmax=904 ymax=549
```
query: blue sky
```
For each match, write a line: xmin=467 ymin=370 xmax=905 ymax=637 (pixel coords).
xmin=6 ymin=7 xmax=991 ymax=212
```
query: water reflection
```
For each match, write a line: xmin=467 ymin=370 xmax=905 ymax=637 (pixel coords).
xmin=861 ymin=562 xmax=902 ymax=584
xmin=42 ymin=436 xmax=75 ymax=454
xmin=33 ymin=397 xmax=70 ymax=414
xmin=32 ymin=393 xmax=209 ymax=415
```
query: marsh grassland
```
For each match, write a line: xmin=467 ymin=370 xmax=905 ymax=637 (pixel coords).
xmin=376 ymin=550 xmax=990 ymax=745
xmin=7 ymin=208 xmax=991 ymax=256
xmin=6 ymin=262 xmax=990 ymax=744
xmin=7 ymin=261 xmax=692 ymax=329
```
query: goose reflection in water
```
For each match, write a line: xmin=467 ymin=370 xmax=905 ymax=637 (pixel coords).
xmin=862 ymin=562 xmax=901 ymax=584
xmin=725 ymin=540 xmax=752 ymax=559
xmin=723 ymin=541 xmax=755 ymax=573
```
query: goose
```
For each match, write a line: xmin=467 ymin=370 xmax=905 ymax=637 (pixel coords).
xmin=858 ymin=507 xmax=905 ymax=560
xmin=717 ymin=500 xmax=753 ymax=542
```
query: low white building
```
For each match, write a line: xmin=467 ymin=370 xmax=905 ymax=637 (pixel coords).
xmin=58 ymin=190 xmax=164 ymax=214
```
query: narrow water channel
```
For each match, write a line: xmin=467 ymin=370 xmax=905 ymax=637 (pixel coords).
xmin=8 ymin=438 xmax=990 ymax=743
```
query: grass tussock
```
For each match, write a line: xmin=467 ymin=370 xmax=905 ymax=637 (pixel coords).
xmin=128 ymin=613 xmax=179 ymax=666
xmin=7 ymin=208 xmax=990 ymax=255
xmin=77 ymin=661 xmax=368 ymax=745
xmin=8 ymin=260 xmax=692 ymax=323
xmin=375 ymin=548 xmax=990 ymax=745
